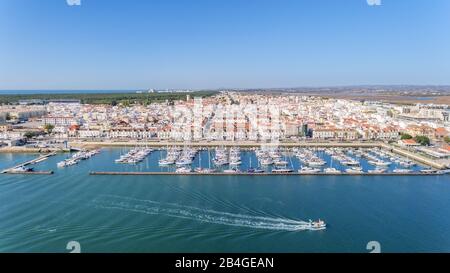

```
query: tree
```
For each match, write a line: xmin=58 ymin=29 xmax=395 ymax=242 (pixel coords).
xmin=44 ymin=124 xmax=55 ymax=133
xmin=414 ymin=135 xmax=430 ymax=146
xmin=111 ymin=100 xmax=117 ymax=106
xmin=400 ymin=133 xmax=413 ymax=140
xmin=444 ymin=136 xmax=450 ymax=144
xmin=24 ymin=131 xmax=36 ymax=139
xmin=122 ymin=100 xmax=130 ymax=107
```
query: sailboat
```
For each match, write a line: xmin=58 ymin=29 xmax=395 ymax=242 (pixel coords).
xmin=195 ymin=149 xmax=215 ymax=173
xmin=272 ymin=150 xmax=293 ymax=173
xmin=324 ymin=155 xmax=341 ymax=174
xmin=247 ymin=152 xmax=264 ymax=173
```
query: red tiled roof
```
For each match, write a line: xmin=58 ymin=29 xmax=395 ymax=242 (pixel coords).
xmin=401 ymin=139 xmax=417 ymax=145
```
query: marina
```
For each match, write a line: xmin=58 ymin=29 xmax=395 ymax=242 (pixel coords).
xmin=1 ymin=146 xmax=447 ymax=176
xmin=57 ymin=149 xmax=101 ymax=168
xmin=85 ymin=146 xmax=443 ymax=175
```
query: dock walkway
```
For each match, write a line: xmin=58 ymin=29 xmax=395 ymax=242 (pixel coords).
xmin=1 ymin=152 xmax=57 ymax=174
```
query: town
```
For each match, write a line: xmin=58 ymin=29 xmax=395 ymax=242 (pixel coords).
xmin=0 ymin=92 xmax=449 ymax=168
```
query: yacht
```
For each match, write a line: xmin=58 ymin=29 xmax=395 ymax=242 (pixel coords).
xmin=393 ymin=168 xmax=412 ymax=174
xmin=175 ymin=167 xmax=192 ymax=173
xmin=229 ymin=160 xmax=242 ymax=166
xmin=307 ymin=160 xmax=326 ymax=167
xmin=195 ymin=167 xmax=216 ymax=174
xmin=260 ymin=158 xmax=273 ymax=166
xmin=57 ymin=161 xmax=67 ymax=168
xmin=399 ymin=161 xmax=415 ymax=168
xmin=271 ymin=168 xmax=293 ymax=173
xmin=158 ymin=159 xmax=174 ymax=166
xmin=324 ymin=168 xmax=341 ymax=174
xmin=345 ymin=167 xmax=364 ymax=174
xmin=342 ymin=159 xmax=360 ymax=166
xmin=368 ymin=168 xmax=387 ymax=174
xmin=420 ymin=169 xmax=436 ymax=174
xmin=368 ymin=160 xmax=391 ymax=167
xmin=273 ymin=160 xmax=288 ymax=166
xmin=175 ymin=159 xmax=193 ymax=166
xmin=247 ymin=168 xmax=265 ymax=174
xmin=298 ymin=166 xmax=320 ymax=174
xmin=223 ymin=168 xmax=240 ymax=174
xmin=11 ymin=166 xmax=34 ymax=172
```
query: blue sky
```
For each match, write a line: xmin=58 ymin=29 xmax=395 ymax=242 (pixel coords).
xmin=0 ymin=0 xmax=449 ymax=90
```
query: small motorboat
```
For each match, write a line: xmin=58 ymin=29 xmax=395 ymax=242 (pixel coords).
xmin=306 ymin=219 xmax=326 ymax=230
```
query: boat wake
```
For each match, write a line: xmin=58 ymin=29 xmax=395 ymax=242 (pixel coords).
xmin=93 ymin=195 xmax=312 ymax=231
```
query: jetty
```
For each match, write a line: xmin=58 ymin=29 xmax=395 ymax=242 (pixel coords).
xmin=90 ymin=171 xmax=440 ymax=176
xmin=1 ymin=152 xmax=57 ymax=174
xmin=3 ymin=171 xmax=54 ymax=175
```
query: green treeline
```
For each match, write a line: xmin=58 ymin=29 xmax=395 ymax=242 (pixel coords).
xmin=0 ymin=91 xmax=218 ymax=105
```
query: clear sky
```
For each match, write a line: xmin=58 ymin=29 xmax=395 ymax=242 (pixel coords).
xmin=1 ymin=0 xmax=449 ymax=90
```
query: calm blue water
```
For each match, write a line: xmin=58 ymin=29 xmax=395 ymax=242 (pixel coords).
xmin=0 ymin=149 xmax=449 ymax=253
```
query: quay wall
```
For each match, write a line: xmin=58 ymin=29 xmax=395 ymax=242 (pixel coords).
xmin=90 ymin=171 xmax=439 ymax=176
xmin=69 ymin=140 xmax=382 ymax=148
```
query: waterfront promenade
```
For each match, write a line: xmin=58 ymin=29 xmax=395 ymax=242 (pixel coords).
xmin=68 ymin=140 xmax=383 ymax=148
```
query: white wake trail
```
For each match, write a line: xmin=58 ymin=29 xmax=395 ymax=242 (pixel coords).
xmin=93 ymin=195 xmax=311 ymax=231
